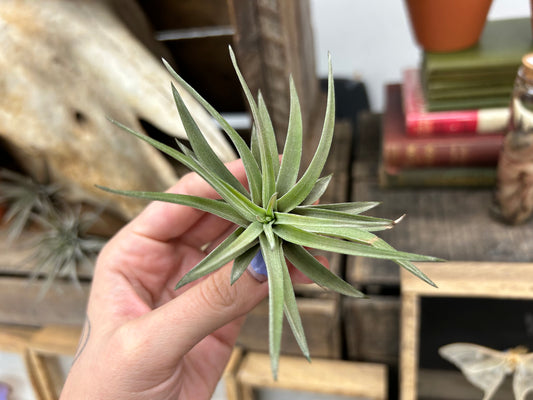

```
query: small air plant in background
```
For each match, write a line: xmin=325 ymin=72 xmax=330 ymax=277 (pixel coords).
xmin=0 ymin=168 xmax=62 ymax=241
xmin=100 ymin=47 xmax=440 ymax=378
xmin=0 ymin=168 xmax=106 ymax=298
xmin=27 ymin=208 xmax=106 ymax=300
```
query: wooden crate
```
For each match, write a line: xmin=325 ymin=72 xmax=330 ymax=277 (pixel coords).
xmin=400 ymin=262 xmax=533 ymax=400
xmin=137 ymin=0 xmax=320 ymax=148
xmin=0 ymin=324 xmax=81 ymax=400
xmin=237 ymin=296 xmax=341 ymax=359
xmin=224 ymin=348 xmax=388 ymax=400
xmin=0 ymin=230 xmax=90 ymax=327
xmin=228 ymin=0 xmax=318 ymax=147
xmin=417 ymin=369 xmax=513 ymax=400
xmin=344 ymin=295 xmax=400 ymax=365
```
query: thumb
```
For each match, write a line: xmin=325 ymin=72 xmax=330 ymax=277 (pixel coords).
xmin=134 ymin=262 xmax=268 ymax=363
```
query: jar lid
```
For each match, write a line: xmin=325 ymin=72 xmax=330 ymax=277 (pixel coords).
xmin=523 ymin=53 xmax=533 ymax=70
xmin=521 ymin=53 xmax=533 ymax=80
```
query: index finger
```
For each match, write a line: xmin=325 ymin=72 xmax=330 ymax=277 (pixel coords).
xmin=128 ymin=159 xmax=247 ymax=242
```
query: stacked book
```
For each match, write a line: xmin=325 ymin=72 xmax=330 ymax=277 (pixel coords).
xmin=379 ymin=18 xmax=533 ymax=188
xmin=422 ymin=18 xmax=532 ymax=112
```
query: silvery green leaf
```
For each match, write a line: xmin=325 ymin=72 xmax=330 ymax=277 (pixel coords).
xmin=274 ymin=212 xmax=382 ymax=244
xmin=229 ymin=47 xmax=277 ymax=207
xmin=231 ymin=245 xmax=260 ymax=284
xmin=163 ymin=59 xmax=262 ymax=205
xmin=296 ymin=201 xmax=381 ymax=214
xmin=110 ymin=118 xmax=262 ymax=221
xmin=250 ymin=126 xmax=261 ymax=166
xmin=284 ymin=243 xmax=364 ymax=298
xmin=257 ymin=92 xmax=280 ymax=177
xmin=259 ymin=234 xmax=284 ymax=379
xmin=300 ymin=174 xmax=332 ymax=206
xmin=277 ymin=76 xmax=303 ymax=197
xmin=281 ymin=258 xmax=310 ymax=360
xmin=274 ymin=225 xmax=441 ymax=262
xmin=176 ymin=222 xmax=263 ymax=289
xmin=96 ymin=186 xmax=248 ymax=226
xmin=277 ymin=54 xmax=335 ymax=212
xmin=171 ymin=84 xmax=249 ymax=197
xmin=291 ymin=207 xmax=395 ymax=231
xmin=172 ymin=150 xmax=264 ymax=220
xmin=264 ymin=222 xmax=276 ymax=250
xmin=371 ymin=238 xmax=437 ymax=288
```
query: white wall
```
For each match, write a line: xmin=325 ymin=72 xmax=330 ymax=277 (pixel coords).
xmin=310 ymin=0 xmax=531 ymax=112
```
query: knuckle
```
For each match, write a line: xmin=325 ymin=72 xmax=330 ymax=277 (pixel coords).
xmin=198 ymin=272 xmax=237 ymax=311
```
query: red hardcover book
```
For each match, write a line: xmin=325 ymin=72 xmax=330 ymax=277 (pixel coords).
xmin=402 ymin=69 xmax=509 ymax=137
xmin=383 ymin=84 xmax=505 ymax=170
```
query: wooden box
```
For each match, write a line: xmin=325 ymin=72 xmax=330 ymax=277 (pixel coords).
xmin=0 ymin=324 xmax=81 ymax=400
xmin=344 ymin=295 xmax=400 ymax=365
xmin=0 ymin=230 xmax=90 ymax=327
xmin=224 ymin=348 xmax=388 ymax=400
xmin=400 ymin=262 xmax=533 ymax=400
xmin=237 ymin=295 xmax=342 ymax=359
xmin=137 ymin=0 xmax=320 ymax=148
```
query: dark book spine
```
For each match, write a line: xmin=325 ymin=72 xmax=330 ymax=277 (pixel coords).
xmin=383 ymin=84 xmax=505 ymax=169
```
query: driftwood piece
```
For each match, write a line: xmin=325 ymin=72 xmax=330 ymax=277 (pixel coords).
xmin=0 ymin=0 xmax=235 ymax=219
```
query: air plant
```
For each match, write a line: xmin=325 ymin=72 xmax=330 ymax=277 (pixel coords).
xmin=0 ymin=169 xmax=106 ymax=297
xmin=26 ymin=207 xmax=106 ymax=299
xmin=99 ymin=47 xmax=439 ymax=378
xmin=0 ymin=168 xmax=62 ymax=241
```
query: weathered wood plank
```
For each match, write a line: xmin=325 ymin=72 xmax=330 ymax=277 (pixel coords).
xmin=228 ymin=0 xmax=319 ymax=149
xmin=0 ymin=278 xmax=88 ymax=326
xmin=139 ymin=0 xmax=231 ymax=30
xmin=418 ymin=368 xmax=511 ymax=400
xmin=344 ymin=296 xmax=400 ymax=365
xmin=402 ymin=261 xmax=533 ymax=298
xmin=236 ymin=297 xmax=341 ymax=359
xmin=235 ymin=351 xmax=387 ymax=399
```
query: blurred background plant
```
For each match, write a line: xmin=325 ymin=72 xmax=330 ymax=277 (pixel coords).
xmin=0 ymin=168 xmax=107 ymax=298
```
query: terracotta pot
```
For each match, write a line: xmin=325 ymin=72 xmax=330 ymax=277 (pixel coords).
xmin=405 ymin=0 xmax=493 ymax=52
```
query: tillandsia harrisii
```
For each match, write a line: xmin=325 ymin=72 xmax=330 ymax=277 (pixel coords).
xmin=99 ymin=47 xmax=440 ymax=378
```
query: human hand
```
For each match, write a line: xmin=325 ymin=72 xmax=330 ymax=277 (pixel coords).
xmin=60 ymin=159 xmax=318 ymax=400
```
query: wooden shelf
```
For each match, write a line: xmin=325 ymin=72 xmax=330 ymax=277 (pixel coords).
xmin=347 ymin=111 xmax=533 ymax=289
xmin=225 ymin=348 xmax=388 ymax=400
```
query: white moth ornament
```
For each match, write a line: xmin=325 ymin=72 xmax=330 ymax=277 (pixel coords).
xmin=439 ymin=342 xmax=533 ymax=400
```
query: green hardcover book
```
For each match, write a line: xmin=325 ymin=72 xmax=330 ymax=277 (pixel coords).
xmin=423 ymin=18 xmax=533 ymax=77
xmin=422 ymin=18 xmax=530 ymax=111
xmin=426 ymin=97 xmax=511 ymax=112
xmin=426 ymin=84 xmax=512 ymax=101
xmin=379 ymin=164 xmax=497 ymax=188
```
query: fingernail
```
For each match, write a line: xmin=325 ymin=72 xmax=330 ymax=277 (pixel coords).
xmin=247 ymin=250 xmax=268 ymax=282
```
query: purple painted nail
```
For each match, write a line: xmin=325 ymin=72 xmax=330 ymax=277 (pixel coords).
xmin=0 ymin=382 xmax=11 ymax=400
xmin=247 ymin=250 xmax=268 ymax=282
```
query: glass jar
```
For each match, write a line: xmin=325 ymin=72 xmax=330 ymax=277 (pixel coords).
xmin=495 ymin=53 xmax=533 ymax=224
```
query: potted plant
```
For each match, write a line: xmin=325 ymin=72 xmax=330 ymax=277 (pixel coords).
xmin=101 ymin=47 xmax=440 ymax=378
xmin=405 ymin=0 xmax=493 ymax=52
